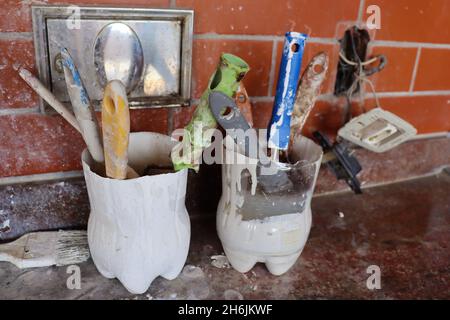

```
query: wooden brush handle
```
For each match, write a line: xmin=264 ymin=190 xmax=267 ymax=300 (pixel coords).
xmin=19 ymin=68 xmax=81 ymax=132
xmin=61 ymin=49 xmax=104 ymax=163
xmin=19 ymin=68 xmax=138 ymax=179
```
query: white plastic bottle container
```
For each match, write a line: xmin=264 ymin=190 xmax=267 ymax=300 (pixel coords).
xmin=82 ymin=132 xmax=190 ymax=294
xmin=217 ymin=136 xmax=322 ymax=275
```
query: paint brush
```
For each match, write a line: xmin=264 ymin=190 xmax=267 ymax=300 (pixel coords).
xmin=19 ymin=68 xmax=81 ymax=132
xmin=61 ymin=48 xmax=104 ymax=164
xmin=19 ymin=67 xmax=139 ymax=179
xmin=0 ymin=230 xmax=89 ymax=269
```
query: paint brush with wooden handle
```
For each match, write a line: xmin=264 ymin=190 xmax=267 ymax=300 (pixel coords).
xmin=19 ymin=67 xmax=139 ymax=179
xmin=61 ymin=48 xmax=104 ymax=163
xmin=102 ymin=80 xmax=131 ymax=180
xmin=0 ymin=230 xmax=89 ymax=269
xmin=289 ymin=52 xmax=329 ymax=151
xmin=19 ymin=68 xmax=80 ymax=131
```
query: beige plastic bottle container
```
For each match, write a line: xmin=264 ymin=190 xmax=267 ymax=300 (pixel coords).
xmin=82 ymin=132 xmax=190 ymax=294
xmin=217 ymin=136 xmax=322 ymax=275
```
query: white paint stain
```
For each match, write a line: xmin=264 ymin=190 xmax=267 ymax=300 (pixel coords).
xmin=0 ymin=219 xmax=10 ymax=230
xmin=217 ymin=138 xmax=322 ymax=275
xmin=269 ymin=36 xmax=298 ymax=147
xmin=210 ymin=255 xmax=231 ymax=269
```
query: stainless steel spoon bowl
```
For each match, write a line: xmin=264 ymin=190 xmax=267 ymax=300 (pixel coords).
xmin=94 ymin=22 xmax=144 ymax=93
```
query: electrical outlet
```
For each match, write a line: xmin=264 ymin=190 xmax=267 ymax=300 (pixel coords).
xmin=338 ymin=108 xmax=417 ymax=153
xmin=334 ymin=26 xmax=370 ymax=96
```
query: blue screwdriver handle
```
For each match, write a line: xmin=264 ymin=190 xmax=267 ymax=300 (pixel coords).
xmin=267 ymin=32 xmax=307 ymax=150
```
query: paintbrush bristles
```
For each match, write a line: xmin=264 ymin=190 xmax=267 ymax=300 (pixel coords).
xmin=55 ymin=230 xmax=90 ymax=266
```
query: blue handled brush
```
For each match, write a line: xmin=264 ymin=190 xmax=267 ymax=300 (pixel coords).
xmin=267 ymin=32 xmax=307 ymax=151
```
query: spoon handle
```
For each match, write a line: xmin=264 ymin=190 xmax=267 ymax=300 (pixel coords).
xmin=102 ymin=80 xmax=130 ymax=180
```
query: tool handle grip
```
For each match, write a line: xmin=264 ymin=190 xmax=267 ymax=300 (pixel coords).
xmin=268 ymin=32 xmax=307 ymax=150
xmin=19 ymin=68 xmax=81 ymax=132
xmin=61 ymin=48 xmax=105 ymax=163
xmin=102 ymin=80 xmax=130 ymax=180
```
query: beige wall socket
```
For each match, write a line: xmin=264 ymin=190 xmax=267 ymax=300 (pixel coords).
xmin=338 ymin=108 xmax=417 ymax=153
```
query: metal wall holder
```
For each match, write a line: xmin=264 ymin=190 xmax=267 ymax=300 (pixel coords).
xmin=32 ymin=5 xmax=193 ymax=113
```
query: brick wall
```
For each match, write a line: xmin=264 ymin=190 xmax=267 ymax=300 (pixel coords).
xmin=1 ymin=0 xmax=449 ymax=179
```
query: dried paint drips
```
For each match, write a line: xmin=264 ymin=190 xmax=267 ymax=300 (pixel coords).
xmin=216 ymin=137 xmax=323 ymax=275
xmin=0 ymin=219 xmax=10 ymax=233
xmin=210 ymin=255 xmax=231 ymax=269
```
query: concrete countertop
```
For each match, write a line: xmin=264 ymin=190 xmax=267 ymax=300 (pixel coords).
xmin=0 ymin=171 xmax=449 ymax=299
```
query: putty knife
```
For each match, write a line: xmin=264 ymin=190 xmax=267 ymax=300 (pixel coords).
xmin=209 ymin=91 xmax=293 ymax=194
xmin=209 ymin=91 xmax=252 ymax=152
xmin=289 ymin=52 xmax=329 ymax=151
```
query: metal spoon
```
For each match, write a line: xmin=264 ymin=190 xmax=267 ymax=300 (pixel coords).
xmin=93 ymin=22 xmax=144 ymax=94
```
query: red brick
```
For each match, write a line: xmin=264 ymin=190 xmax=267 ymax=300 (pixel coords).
xmin=0 ymin=114 xmax=85 ymax=177
xmin=250 ymin=98 xmax=345 ymax=140
xmin=251 ymin=94 xmax=450 ymax=174
xmin=316 ymin=136 xmax=450 ymax=194
xmin=366 ymin=46 xmax=418 ymax=92
xmin=0 ymin=0 xmax=170 ymax=32
xmin=363 ymin=0 xmax=450 ymax=43
xmin=192 ymin=39 xmax=273 ymax=98
xmin=172 ymin=105 xmax=197 ymax=130
xmin=173 ymin=99 xmax=276 ymax=131
xmin=173 ymin=98 xmax=344 ymax=140
xmin=305 ymin=94 xmax=450 ymax=139
xmin=0 ymin=1 xmax=32 ymax=32
xmin=272 ymin=41 xmax=339 ymax=96
xmin=177 ymin=0 xmax=359 ymax=37
xmin=301 ymin=99 xmax=345 ymax=139
xmin=414 ymin=48 xmax=450 ymax=91
xmin=48 ymin=0 xmax=169 ymax=4
xmin=0 ymin=40 xmax=39 ymax=109
xmin=129 ymin=108 xmax=168 ymax=134
xmin=251 ymin=100 xmax=273 ymax=129
xmin=363 ymin=95 xmax=450 ymax=134
xmin=0 ymin=107 xmax=169 ymax=177
xmin=335 ymin=20 xmax=377 ymax=44
xmin=96 ymin=108 xmax=168 ymax=134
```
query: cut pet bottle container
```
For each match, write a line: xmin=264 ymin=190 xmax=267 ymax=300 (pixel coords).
xmin=82 ymin=132 xmax=190 ymax=294
xmin=217 ymin=137 xmax=323 ymax=275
